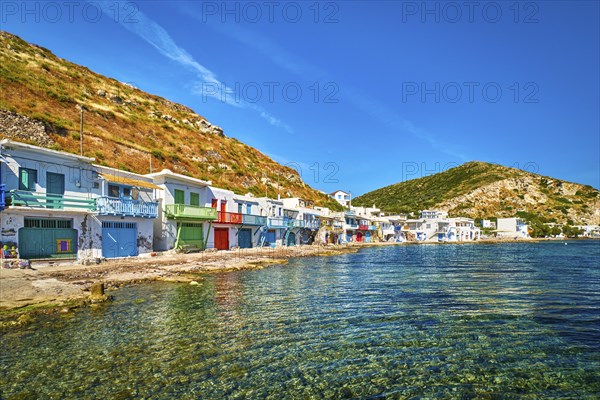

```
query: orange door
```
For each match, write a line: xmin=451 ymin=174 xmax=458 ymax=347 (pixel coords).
xmin=214 ymin=228 xmax=229 ymax=250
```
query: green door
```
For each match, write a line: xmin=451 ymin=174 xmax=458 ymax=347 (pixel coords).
xmin=176 ymin=222 xmax=203 ymax=249
xmin=46 ymin=172 xmax=65 ymax=209
xmin=18 ymin=218 xmax=77 ymax=259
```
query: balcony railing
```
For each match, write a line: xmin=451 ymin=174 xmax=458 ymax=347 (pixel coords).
xmin=216 ymin=211 xmax=242 ymax=224
xmin=164 ymin=204 xmax=217 ymax=220
xmin=0 ymin=184 xmax=5 ymax=211
xmin=368 ymin=225 xmax=378 ymax=231
xmin=242 ymin=214 xmax=267 ymax=226
xmin=287 ymin=219 xmax=305 ymax=228
xmin=268 ymin=217 xmax=288 ymax=229
xmin=8 ymin=190 xmax=96 ymax=210
xmin=303 ymin=220 xmax=321 ymax=229
xmin=96 ymin=196 xmax=158 ymax=218
xmin=346 ymin=223 xmax=359 ymax=230
xmin=358 ymin=225 xmax=369 ymax=231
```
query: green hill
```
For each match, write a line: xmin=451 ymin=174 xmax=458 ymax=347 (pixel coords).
xmin=0 ymin=31 xmax=342 ymax=210
xmin=353 ymin=161 xmax=600 ymax=225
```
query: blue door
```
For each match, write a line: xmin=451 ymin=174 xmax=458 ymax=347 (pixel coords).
xmin=238 ymin=228 xmax=252 ymax=248
xmin=102 ymin=221 xmax=137 ymax=258
xmin=266 ymin=229 xmax=276 ymax=246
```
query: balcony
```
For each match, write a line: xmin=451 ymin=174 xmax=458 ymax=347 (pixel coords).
xmin=164 ymin=204 xmax=217 ymax=220
xmin=303 ymin=220 xmax=321 ymax=230
xmin=96 ymin=196 xmax=158 ymax=218
xmin=241 ymin=214 xmax=267 ymax=226
xmin=287 ymin=219 xmax=305 ymax=228
xmin=368 ymin=225 xmax=378 ymax=231
xmin=358 ymin=225 xmax=369 ymax=231
xmin=8 ymin=190 xmax=95 ymax=211
xmin=216 ymin=211 xmax=243 ymax=224
xmin=268 ymin=217 xmax=288 ymax=229
xmin=346 ymin=223 xmax=359 ymax=230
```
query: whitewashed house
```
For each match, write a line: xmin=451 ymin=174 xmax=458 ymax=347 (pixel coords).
xmin=330 ymin=190 xmax=351 ymax=208
xmin=233 ymin=194 xmax=268 ymax=248
xmin=0 ymin=139 xmax=158 ymax=260
xmin=255 ymin=197 xmax=286 ymax=246
xmin=146 ymin=169 xmax=216 ymax=252
xmin=496 ymin=218 xmax=530 ymax=238
xmin=281 ymin=198 xmax=322 ymax=245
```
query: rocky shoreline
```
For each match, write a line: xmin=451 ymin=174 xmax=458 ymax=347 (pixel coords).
xmin=0 ymin=237 xmax=571 ymax=327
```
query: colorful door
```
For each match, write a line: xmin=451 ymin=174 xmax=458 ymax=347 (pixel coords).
xmin=46 ymin=172 xmax=65 ymax=209
xmin=238 ymin=228 xmax=252 ymax=248
xmin=357 ymin=232 xmax=363 ymax=242
xmin=176 ymin=223 xmax=204 ymax=249
xmin=214 ymin=227 xmax=229 ymax=250
xmin=286 ymin=232 xmax=296 ymax=246
xmin=365 ymin=232 xmax=371 ymax=242
xmin=102 ymin=221 xmax=138 ymax=258
xmin=266 ymin=229 xmax=276 ymax=245
xmin=18 ymin=218 xmax=77 ymax=259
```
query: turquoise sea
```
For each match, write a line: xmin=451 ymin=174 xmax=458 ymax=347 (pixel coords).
xmin=1 ymin=241 xmax=599 ymax=399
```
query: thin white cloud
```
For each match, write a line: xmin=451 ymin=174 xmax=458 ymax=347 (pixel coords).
xmin=181 ymin=7 xmax=467 ymax=160
xmin=97 ymin=1 xmax=292 ymax=132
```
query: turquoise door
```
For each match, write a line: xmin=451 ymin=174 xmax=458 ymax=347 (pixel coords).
xmin=18 ymin=218 xmax=77 ymax=259
xmin=287 ymin=232 xmax=296 ymax=246
xmin=238 ymin=228 xmax=252 ymax=248
xmin=102 ymin=221 xmax=138 ymax=258
xmin=46 ymin=172 xmax=65 ymax=209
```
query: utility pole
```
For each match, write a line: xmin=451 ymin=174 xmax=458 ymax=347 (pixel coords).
xmin=78 ymin=105 xmax=84 ymax=156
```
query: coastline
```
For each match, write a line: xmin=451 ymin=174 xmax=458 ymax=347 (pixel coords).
xmin=0 ymin=237 xmax=585 ymax=324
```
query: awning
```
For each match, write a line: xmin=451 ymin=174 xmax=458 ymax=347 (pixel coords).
xmin=99 ymin=173 xmax=162 ymax=190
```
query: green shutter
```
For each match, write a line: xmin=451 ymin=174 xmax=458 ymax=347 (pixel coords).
xmin=174 ymin=189 xmax=185 ymax=204
xmin=190 ymin=192 xmax=200 ymax=206
xmin=19 ymin=168 xmax=36 ymax=191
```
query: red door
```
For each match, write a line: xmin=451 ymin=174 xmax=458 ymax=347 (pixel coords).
xmin=214 ymin=228 xmax=229 ymax=250
xmin=357 ymin=232 xmax=363 ymax=242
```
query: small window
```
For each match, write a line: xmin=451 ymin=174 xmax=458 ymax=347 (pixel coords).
xmin=246 ymin=204 xmax=252 ymax=215
xmin=18 ymin=168 xmax=37 ymax=191
xmin=108 ymin=184 xmax=120 ymax=198
xmin=131 ymin=188 xmax=139 ymax=200
xmin=238 ymin=203 xmax=243 ymax=214
xmin=123 ymin=187 xmax=132 ymax=198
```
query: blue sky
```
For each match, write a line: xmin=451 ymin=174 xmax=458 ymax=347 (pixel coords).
xmin=3 ymin=1 xmax=599 ymax=195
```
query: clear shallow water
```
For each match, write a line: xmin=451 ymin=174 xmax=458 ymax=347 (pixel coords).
xmin=1 ymin=241 xmax=599 ymax=399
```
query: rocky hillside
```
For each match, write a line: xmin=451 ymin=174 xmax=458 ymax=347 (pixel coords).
xmin=0 ymin=31 xmax=342 ymax=210
xmin=354 ymin=161 xmax=600 ymax=225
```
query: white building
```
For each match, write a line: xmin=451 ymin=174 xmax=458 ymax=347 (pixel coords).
xmin=1 ymin=139 xmax=158 ymax=261
xmin=496 ymin=217 xmax=530 ymax=238
xmin=146 ymin=169 xmax=216 ymax=252
xmin=330 ymin=190 xmax=351 ymax=208
xmin=233 ymin=194 xmax=268 ymax=248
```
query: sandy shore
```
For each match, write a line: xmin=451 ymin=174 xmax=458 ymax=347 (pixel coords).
xmin=0 ymin=237 xmax=561 ymax=321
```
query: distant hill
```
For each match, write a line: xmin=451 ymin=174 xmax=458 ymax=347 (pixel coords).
xmin=353 ymin=161 xmax=600 ymax=225
xmin=0 ymin=31 xmax=342 ymax=210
